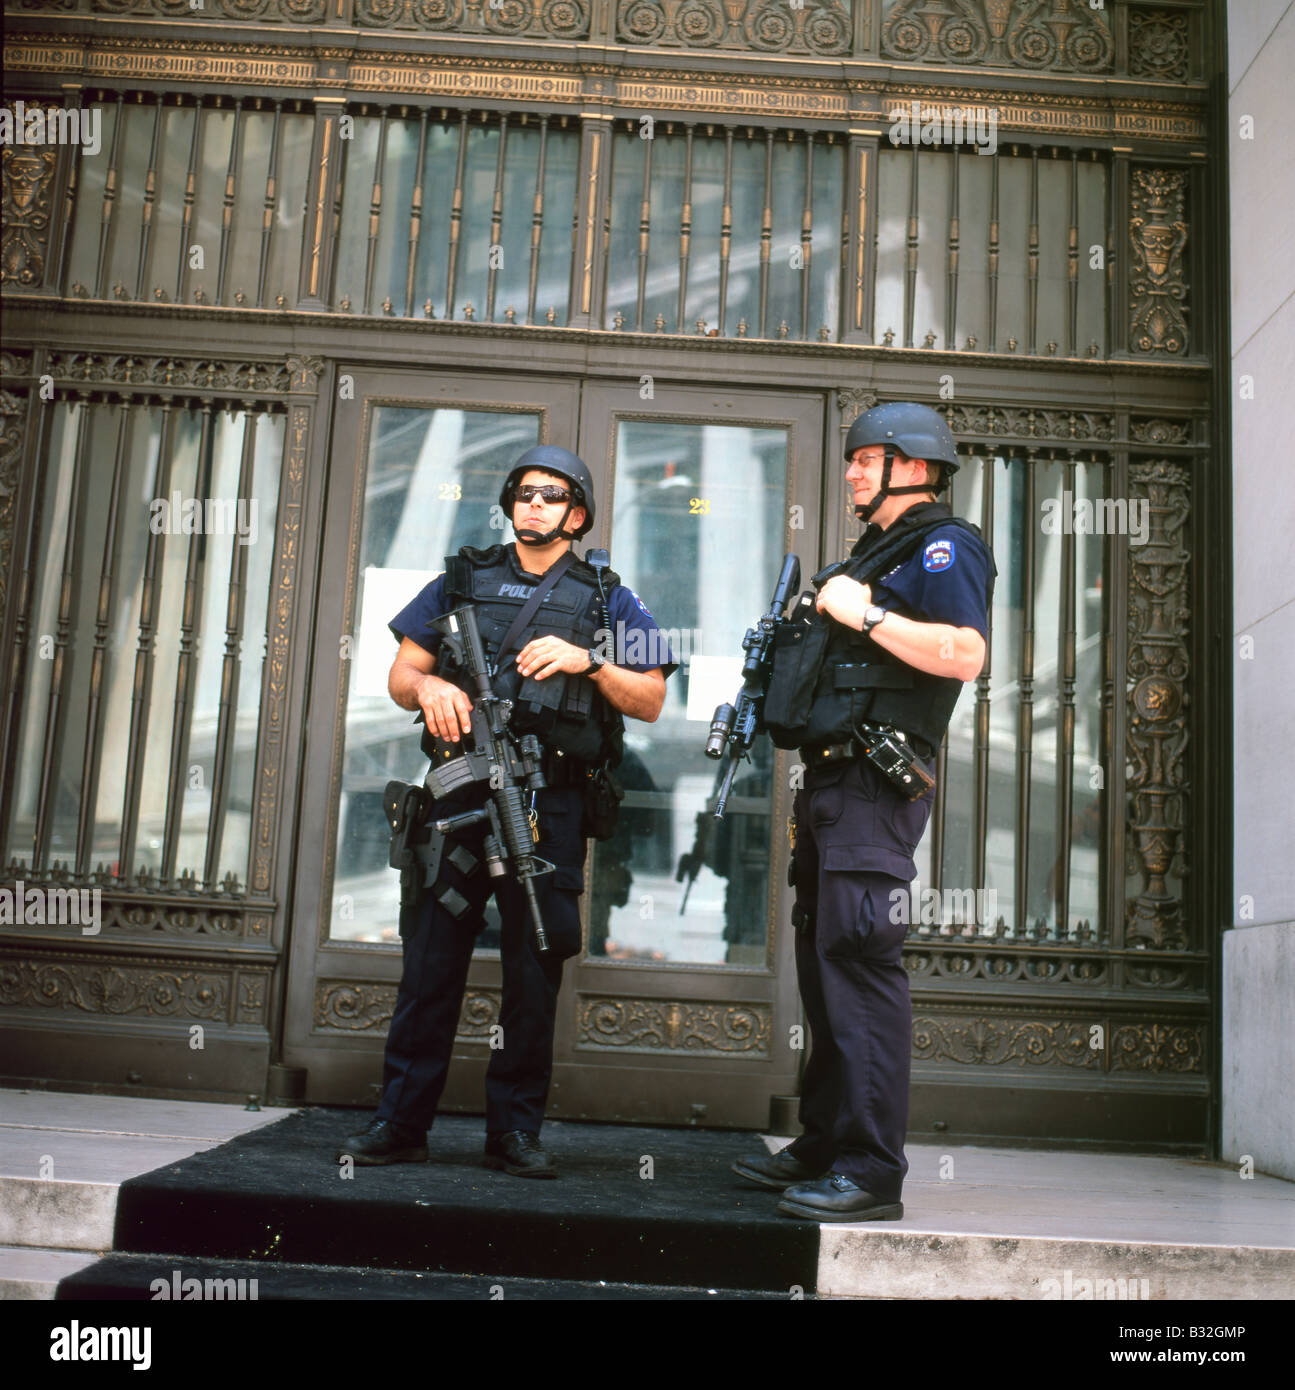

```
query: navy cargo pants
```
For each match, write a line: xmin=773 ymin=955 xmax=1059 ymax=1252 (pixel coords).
xmin=784 ymin=756 xmax=933 ymax=1202
xmin=375 ymin=784 xmax=586 ymax=1139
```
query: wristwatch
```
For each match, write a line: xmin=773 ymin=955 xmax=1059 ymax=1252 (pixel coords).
xmin=582 ymin=648 xmax=607 ymax=675
xmin=862 ymin=605 xmax=888 ymax=635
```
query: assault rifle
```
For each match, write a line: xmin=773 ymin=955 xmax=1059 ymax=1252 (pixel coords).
xmin=419 ymin=603 xmax=554 ymax=952
xmin=674 ymin=553 xmax=801 ymax=913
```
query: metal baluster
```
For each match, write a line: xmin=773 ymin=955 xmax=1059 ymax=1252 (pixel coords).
xmin=676 ymin=125 xmax=694 ymax=332
xmin=1055 ymin=450 xmax=1078 ymax=938
xmin=1027 ymin=147 xmax=1040 ymax=355
xmin=526 ymin=115 xmax=548 ymax=326
xmin=204 ymin=406 xmax=258 ymax=891
xmin=57 ymin=96 xmax=88 ymax=298
xmin=160 ymin=401 xmax=218 ymax=887
xmin=903 ymin=141 xmax=919 ymax=348
xmin=134 ymin=93 xmax=166 ymax=301
xmin=1067 ymin=151 xmax=1079 ymax=358
xmin=635 ymin=121 xmax=654 ymax=331
xmin=33 ymin=397 xmax=92 ymax=871
xmin=718 ymin=126 xmax=734 ymax=336
xmin=0 ymin=391 xmax=54 ymax=859
xmin=972 ymin=450 xmax=993 ymax=932
xmin=1014 ymin=452 xmax=1037 ymax=939
xmin=444 ymin=111 xmax=470 ymax=321
xmin=1104 ymin=155 xmax=1115 ymax=356
xmin=93 ymin=94 xmax=126 ymax=299
xmin=256 ymin=101 xmax=283 ymax=309
xmin=799 ymin=131 xmax=814 ymax=341
xmin=363 ymin=105 xmax=390 ymax=315
xmin=216 ymin=98 xmax=245 ymax=305
xmin=175 ymin=96 xmax=205 ymax=304
xmin=946 ymin=149 xmax=960 ymax=352
xmin=987 ymin=151 xmax=1000 ymax=352
xmin=119 ymin=401 xmax=175 ymax=885
xmin=1097 ymin=450 xmax=1114 ymax=946
xmin=485 ymin=114 xmax=509 ymax=322
xmin=405 ymin=108 xmax=429 ymax=317
xmin=75 ymin=401 xmax=132 ymax=879
xmin=759 ymin=130 xmax=773 ymax=339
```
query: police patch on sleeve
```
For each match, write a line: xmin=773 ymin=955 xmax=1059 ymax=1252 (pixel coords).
xmin=629 ymin=588 xmax=653 ymax=617
xmin=923 ymin=538 xmax=955 ymax=573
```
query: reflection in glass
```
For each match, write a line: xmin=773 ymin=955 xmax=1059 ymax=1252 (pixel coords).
xmin=591 ymin=421 xmax=788 ymax=964
xmin=328 ymin=408 xmax=541 ymax=944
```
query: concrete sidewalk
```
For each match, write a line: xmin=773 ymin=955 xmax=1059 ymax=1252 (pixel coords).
xmin=0 ymin=1089 xmax=289 ymax=1299
xmin=1 ymin=1088 xmax=1292 ymax=1299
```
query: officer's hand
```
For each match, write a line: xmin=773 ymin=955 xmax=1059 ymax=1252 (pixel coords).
xmin=815 ymin=576 xmax=872 ymax=630
xmin=517 ymin=636 xmax=591 ymax=680
xmin=417 ymin=674 xmax=474 ymax=743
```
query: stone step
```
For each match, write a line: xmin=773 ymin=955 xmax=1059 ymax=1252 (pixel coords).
xmin=56 ymin=1251 xmax=796 ymax=1301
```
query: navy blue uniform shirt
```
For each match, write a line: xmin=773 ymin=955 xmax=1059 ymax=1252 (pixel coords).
xmin=868 ymin=519 xmax=993 ymax=635
xmin=389 ymin=545 xmax=678 ymax=678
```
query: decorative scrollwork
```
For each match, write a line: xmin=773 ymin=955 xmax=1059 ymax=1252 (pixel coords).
xmin=2 ymin=143 xmax=55 ymax=289
xmin=315 ymin=980 xmax=500 ymax=1037
xmin=1130 ymin=417 xmax=1190 ymax=446
xmin=577 ymin=995 xmax=769 ymax=1054
xmin=90 ymin=0 xmax=326 ymax=16
xmin=943 ymin=403 xmax=1115 ymax=442
xmin=40 ymin=352 xmax=295 ymax=395
xmin=882 ymin=1 xmax=1113 ymax=74
xmin=619 ymin=0 xmax=850 ymax=56
xmin=1111 ymin=1021 xmax=1202 ymax=1072
xmin=1130 ymin=168 xmax=1189 ymax=355
xmin=0 ymin=388 xmax=24 ymax=622
xmin=1128 ymin=8 xmax=1190 ymax=82
xmin=0 ymin=955 xmax=241 ymax=1019
xmin=912 ymin=1013 xmax=1098 ymax=1068
xmin=1125 ymin=457 xmax=1190 ymax=952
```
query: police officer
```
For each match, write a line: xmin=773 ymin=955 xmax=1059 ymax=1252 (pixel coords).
xmin=341 ymin=446 xmax=673 ymax=1177
xmin=732 ymin=403 xmax=994 ymax=1219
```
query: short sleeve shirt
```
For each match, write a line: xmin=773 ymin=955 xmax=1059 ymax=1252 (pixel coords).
xmin=869 ymin=520 xmax=993 ymax=636
xmin=389 ymin=546 xmax=677 ymax=678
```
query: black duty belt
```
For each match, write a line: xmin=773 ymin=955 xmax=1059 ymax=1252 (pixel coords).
xmin=541 ymin=748 xmax=590 ymax=788
xmin=802 ymin=728 xmax=934 ymax=766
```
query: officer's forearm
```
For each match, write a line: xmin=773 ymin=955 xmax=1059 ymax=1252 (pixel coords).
xmin=590 ymin=663 xmax=666 ymax=722
xmin=866 ymin=614 xmax=986 ymax=682
xmin=389 ymin=657 xmax=438 ymax=711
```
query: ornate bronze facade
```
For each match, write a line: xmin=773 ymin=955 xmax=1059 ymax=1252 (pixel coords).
xmin=0 ymin=0 xmax=1224 ymax=1148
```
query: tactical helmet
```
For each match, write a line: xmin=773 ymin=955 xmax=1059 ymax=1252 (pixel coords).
xmin=843 ymin=401 xmax=960 ymax=522
xmin=843 ymin=401 xmax=960 ymax=475
xmin=499 ymin=444 xmax=596 ymax=543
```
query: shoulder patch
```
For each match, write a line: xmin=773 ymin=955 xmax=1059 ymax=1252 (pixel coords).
xmin=923 ymin=538 xmax=955 ymax=573
xmin=629 ymin=588 xmax=652 ymax=617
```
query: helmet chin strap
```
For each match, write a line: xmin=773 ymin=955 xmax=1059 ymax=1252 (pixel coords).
xmin=854 ymin=447 xmax=939 ymax=523
xmin=514 ymin=498 xmax=577 ymax=547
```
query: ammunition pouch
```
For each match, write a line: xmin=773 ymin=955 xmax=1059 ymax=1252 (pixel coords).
xmin=580 ymin=763 xmax=624 ymax=842
xmin=384 ymin=780 xmax=444 ymax=917
xmin=762 ymin=616 xmax=830 ymax=749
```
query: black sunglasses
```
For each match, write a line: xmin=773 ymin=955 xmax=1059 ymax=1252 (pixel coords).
xmin=514 ymin=484 xmax=573 ymax=505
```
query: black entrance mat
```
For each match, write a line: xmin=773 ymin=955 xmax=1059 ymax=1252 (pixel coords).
xmin=104 ymin=1108 xmax=819 ymax=1294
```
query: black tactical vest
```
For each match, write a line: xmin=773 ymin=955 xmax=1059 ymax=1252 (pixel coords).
xmin=763 ymin=505 xmax=992 ymax=756
xmin=433 ymin=544 xmax=624 ymax=767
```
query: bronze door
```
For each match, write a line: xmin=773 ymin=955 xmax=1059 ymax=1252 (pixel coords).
xmin=283 ymin=369 xmax=823 ymax=1129
xmin=280 ymin=368 xmax=580 ymax=1104
xmin=545 ymin=382 xmax=824 ymax=1126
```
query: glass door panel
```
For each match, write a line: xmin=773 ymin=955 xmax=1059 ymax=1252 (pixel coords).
xmin=590 ymin=420 xmax=788 ymax=966
xmin=329 ymin=405 xmax=540 ymax=944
